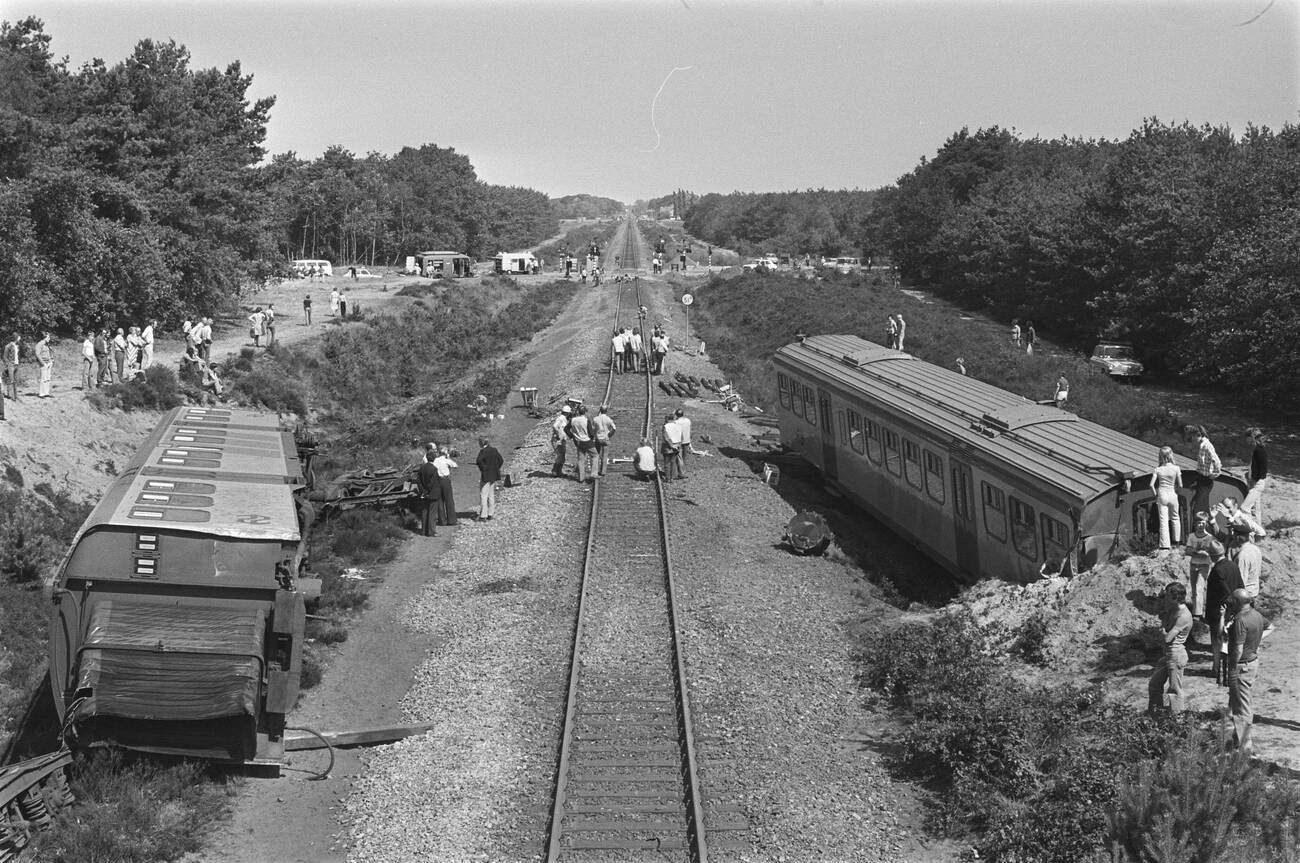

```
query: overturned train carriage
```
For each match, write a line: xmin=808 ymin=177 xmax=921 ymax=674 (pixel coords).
xmin=773 ymin=335 xmax=1246 ymax=582
xmin=48 ymin=406 xmax=319 ymax=766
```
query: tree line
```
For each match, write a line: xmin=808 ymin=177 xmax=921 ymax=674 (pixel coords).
xmin=0 ymin=18 xmax=557 ymax=334
xmin=682 ymin=189 xmax=877 ymax=258
xmin=866 ymin=121 xmax=1300 ymax=409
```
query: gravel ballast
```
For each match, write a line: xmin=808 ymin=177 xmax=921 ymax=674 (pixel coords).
xmin=341 ymin=266 xmax=949 ymax=861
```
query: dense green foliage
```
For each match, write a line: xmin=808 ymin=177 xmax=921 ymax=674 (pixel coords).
xmin=552 ymin=193 xmax=623 ymax=220
xmin=683 ymin=189 xmax=877 ymax=258
xmin=0 ymin=17 xmax=274 ymax=333
xmin=861 ymin=614 xmax=1300 ymax=862
xmin=867 ymin=122 xmax=1300 ymax=409
xmin=0 ymin=476 xmax=93 ymax=752
xmin=689 ymin=270 xmax=1178 ymax=443
xmin=0 ymin=17 xmax=559 ymax=335
xmin=265 ymin=144 xmax=557 ymax=267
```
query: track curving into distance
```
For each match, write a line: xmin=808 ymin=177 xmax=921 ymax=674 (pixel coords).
xmin=545 ymin=273 xmax=739 ymax=861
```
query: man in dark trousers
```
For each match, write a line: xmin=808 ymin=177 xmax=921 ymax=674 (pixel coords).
xmin=475 ymin=436 xmax=504 ymax=521
xmin=1227 ymin=588 xmax=1270 ymax=753
xmin=416 ymin=451 xmax=442 ymax=536
xmin=1205 ymin=541 xmax=1242 ymax=684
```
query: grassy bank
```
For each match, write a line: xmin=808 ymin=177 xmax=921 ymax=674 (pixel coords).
xmin=4 ymin=277 xmax=581 ymax=862
xmin=691 ymin=270 xmax=1182 ymax=444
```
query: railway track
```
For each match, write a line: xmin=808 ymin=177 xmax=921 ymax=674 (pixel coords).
xmin=606 ymin=218 xmax=644 ymax=272
xmin=546 ymin=275 xmax=744 ymax=861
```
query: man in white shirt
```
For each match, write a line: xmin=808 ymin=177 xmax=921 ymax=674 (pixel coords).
xmin=569 ymin=405 xmax=594 ymax=482
xmin=611 ymin=330 xmax=626 ymax=375
xmin=634 ymin=438 xmax=656 ymax=480
xmin=1234 ymin=530 xmax=1262 ymax=599
xmin=661 ymin=412 xmax=683 ymax=480
xmin=674 ymin=408 xmax=692 ymax=475
xmin=432 ymin=446 xmax=458 ymax=526
xmin=141 ymin=320 xmax=155 ymax=370
xmin=81 ymin=330 xmax=97 ymax=390
xmin=629 ymin=328 xmax=644 ymax=372
xmin=551 ymin=406 xmax=572 ymax=477
xmin=590 ymin=405 xmax=617 ymax=477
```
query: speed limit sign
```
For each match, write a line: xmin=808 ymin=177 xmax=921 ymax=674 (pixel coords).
xmin=681 ymin=293 xmax=694 ymax=306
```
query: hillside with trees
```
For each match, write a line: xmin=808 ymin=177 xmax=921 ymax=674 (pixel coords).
xmin=552 ymin=193 xmax=623 ymax=220
xmin=866 ymin=122 xmax=1300 ymax=410
xmin=683 ymin=189 xmax=877 ymax=258
xmin=0 ymin=17 xmax=557 ymax=332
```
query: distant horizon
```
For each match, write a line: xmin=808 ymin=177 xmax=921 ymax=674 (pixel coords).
xmin=16 ymin=0 xmax=1299 ymax=203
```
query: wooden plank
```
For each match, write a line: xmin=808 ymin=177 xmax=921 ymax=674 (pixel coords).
xmin=283 ymin=722 xmax=438 ymax=751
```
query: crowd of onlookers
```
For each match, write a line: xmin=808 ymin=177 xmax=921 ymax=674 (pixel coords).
xmin=1147 ymin=426 xmax=1273 ymax=755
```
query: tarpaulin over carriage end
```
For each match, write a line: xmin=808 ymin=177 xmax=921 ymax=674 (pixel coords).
xmin=74 ymin=600 xmax=265 ymax=722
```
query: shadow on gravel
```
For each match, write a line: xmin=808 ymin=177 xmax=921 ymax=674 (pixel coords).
xmin=718 ymin=445 xmax=956 ymax=607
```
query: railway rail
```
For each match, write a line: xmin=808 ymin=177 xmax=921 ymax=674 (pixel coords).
xmin=607 ymin=217 xmax=644 ymax=272
xmin=546 ymin=269 xmax=746 ymax=860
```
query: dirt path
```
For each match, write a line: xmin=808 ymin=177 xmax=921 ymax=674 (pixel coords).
xmin=188 ymin=283 xmax=604 ymax=863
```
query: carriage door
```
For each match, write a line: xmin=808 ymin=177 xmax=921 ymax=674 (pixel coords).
xmin=949 ymin=457 xmax=980 ymax=578
xmin=817 ymin=389 xmax=838 ymax=481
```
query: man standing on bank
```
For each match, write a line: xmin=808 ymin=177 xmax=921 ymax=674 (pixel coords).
xmin=1242 ymin=428 xmax=1268 ymax=525
xmin=1148 ymin=581 xmax=1192 ymax=715
xmin=1227 ymin=588 xmax=1270 ymax=753
xmin=475 ymin=437 xmax=503 ymax=521
xmin=34 ymin=332 xmax=53 ymax=398
xmin=3 ymin=333 xmax=21 ymax=401
xmin=81 ymin=330 xmax=97 ymax=390
xmin=416 ymin=451 xmax=441 ymax=537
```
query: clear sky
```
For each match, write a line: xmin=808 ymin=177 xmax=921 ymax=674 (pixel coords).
xmin=10 ymin=0 xmax=1299 ymax=203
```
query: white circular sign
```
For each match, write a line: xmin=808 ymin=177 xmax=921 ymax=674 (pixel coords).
xmin=681 ymin=293 xmax=694 ymax=306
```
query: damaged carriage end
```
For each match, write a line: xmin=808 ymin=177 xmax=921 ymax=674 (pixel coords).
xmin=47 ymin=406 xmax=320 ymax=775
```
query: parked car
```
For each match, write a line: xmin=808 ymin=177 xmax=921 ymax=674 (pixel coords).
xmin=1089 ymin=342 xmax=1144 ymax=378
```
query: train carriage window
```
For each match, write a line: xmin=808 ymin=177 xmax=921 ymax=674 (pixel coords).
xmin=836 ymin=410 xmax=847 ymax=447
xmin=803 ymin=385 xmax=817 ymax=426
xmin=924 ymin=451 xmax=945 ymax=503
xmin=847 ymin=410 xmax=865 ymax=455
xmin=778 ymin=373 xmax=792 ymax=410
xmin=883 ymin=429 xmax=901 ymax=475
xmin=1010 ymin=497 xmax=1039 ymax=560
xmin=866 ymin=420 xmax=882 ymax=464
xmin=982 ymin=482 xmax=1007 ymax=542
xmin=903 ymin=440 xmax=923 ymax=490
xmin=1042 ymin=514 xmax=1071 ymax=559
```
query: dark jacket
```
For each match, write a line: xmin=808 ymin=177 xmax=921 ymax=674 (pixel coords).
xmin=476 ymin=445 xmax=503 ymax=483
xmin=1206 ymin=558 xmax=1244 ymax=627
xmin=417 ymin=462 xmax=442 ymax=499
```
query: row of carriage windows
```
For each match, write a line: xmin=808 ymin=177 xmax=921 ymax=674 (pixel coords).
xmin=778 ymin=372 xmax=1070 ymax=563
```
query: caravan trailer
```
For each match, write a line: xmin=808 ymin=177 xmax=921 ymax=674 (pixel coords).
xmin=493 ymin=252 xmax=538 ymax=275
xmin=416 ymin=251 xmax=474 ymax=278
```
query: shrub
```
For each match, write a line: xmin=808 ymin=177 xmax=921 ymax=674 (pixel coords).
xmin=27 ymin=750 xmax=234 ymax=863
xmin=325 ymin=508 xmax=407 ymax=565
xmin=88 ymin=365 xmax=183 ymax=413
xmin=1105 ymin=731 xmax=1300 ymax=863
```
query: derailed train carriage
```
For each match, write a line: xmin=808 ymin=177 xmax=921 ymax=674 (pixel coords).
xmin=773 ymin=335 xmax=1246 ymax=582
xmin=48 ymin=406 xmax=320 ymax=767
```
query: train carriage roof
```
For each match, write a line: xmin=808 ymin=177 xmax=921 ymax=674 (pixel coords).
xmin=776 ymin=335 xmax=1195 ymax=508
xmin=74 ymin=406 xmax=305 ymax=543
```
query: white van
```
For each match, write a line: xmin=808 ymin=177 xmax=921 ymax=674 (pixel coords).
xmin=290 ymin=259 xmax=333 ymax=278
